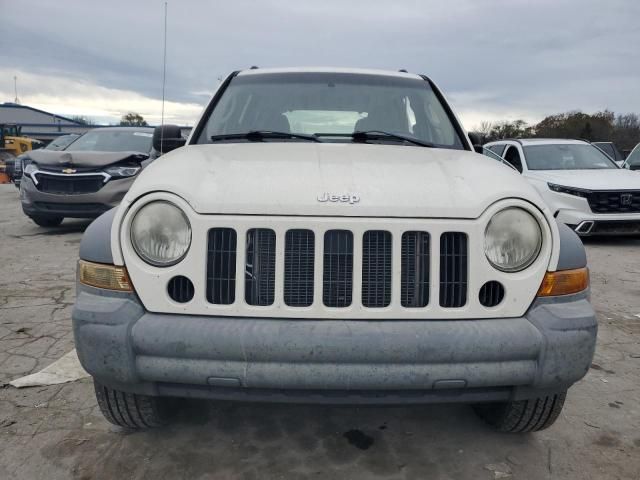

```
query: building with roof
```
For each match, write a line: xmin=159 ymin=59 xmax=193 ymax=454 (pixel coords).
xmin=0 ymin=103 xmax=191 ymax=143
xmin=0 ymin=103 xmax=98 ymax=142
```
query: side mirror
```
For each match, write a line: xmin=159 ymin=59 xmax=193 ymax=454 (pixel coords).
xmin=629 ymin=163 xmax=640 ymax=171
xmin=153 ymin=125 xmax=186 ymax=154
xmin=468 ymin=132 xmax=483 ymax=153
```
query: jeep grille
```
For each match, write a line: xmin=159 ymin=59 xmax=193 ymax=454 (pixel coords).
xmin=205 ymin=227 xmax=469 ymax=310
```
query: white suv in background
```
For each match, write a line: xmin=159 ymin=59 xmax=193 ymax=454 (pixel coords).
xmin=484 ymin=139 xmax=640 ymax=236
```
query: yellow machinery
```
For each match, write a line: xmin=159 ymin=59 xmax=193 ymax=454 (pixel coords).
xmin=0 ymin=124 xmax=40 ymax=183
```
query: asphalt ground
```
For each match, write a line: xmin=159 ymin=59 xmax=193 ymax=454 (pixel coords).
xmin=0 ymin=184 xmax=639 ymax=479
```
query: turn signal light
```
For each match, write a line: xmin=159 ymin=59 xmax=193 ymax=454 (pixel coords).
xmin=79 ymin=260 xmax=133 ymax=292
xmin=537 ymin=268 xmax=589 ymax=297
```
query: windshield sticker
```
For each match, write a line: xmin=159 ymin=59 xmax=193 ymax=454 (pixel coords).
xmin=133 ymin=132 xmax=153 ymax=137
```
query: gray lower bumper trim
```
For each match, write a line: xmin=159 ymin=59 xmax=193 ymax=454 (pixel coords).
xmin=155 ymin=383 xmax=513 ymax=405
xmin=73 ymin=285 xmax=597 ymax=402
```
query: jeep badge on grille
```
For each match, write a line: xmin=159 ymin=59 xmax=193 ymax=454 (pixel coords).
xmin=317 ymin=193 xmax=360 ymax=204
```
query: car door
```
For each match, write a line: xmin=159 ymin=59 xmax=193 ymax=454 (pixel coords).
xmin=623 ymin=144 xmax=640 ymax=171
xmin=482 ymin=147 xmax=518 ymax=172
xmin=502 ymin=145 xmax=525 ymax=173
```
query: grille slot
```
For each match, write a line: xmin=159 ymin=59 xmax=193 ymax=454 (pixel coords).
xmin=167 ymin=276 xmax=194 ymax=303
xmin=323 ymin=230 xmax=353 ymax=307
xmin=401 ymin=231 xmax=430 ymax=308
xmin=206 ymin=228 xmax=237 ymax=305
xmin=587 ymin=190 xmax=640 ymax=214
xmin=36 ymin=174 xmax=105 ymax=194
xmin=284 ymin=229 xmax=315 ymax=307
xmin=245 ymin=229 xmax=276 ymax=306
xmin=439 ymin=232 xmax=468 ymax=308
xmin=479 ymin=281 xmax=504 ymax=307
xmin=362 ymin=231 xmax=392 ymax=308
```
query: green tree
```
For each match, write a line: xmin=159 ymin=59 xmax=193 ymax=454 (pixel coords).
xmin=119 ymin=112 xmax=148 ymax=127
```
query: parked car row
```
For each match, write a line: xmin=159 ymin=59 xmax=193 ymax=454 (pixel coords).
xmin=483 ymin=138 xmax=640 ymax=236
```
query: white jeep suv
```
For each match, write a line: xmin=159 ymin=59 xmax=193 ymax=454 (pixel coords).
xmin=485 ymin=138 xmax=640 ymax=235
xmin=73 ymin=68 xmax=596 ymax=432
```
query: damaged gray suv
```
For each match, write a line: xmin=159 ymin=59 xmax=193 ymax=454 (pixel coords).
xmin=20 ymin=127 xmax=156 ymax=227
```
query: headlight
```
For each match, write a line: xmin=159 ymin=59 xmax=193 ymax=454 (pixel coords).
xmin=130 ymin=201 xmax=191 ymax=266
xmin=547 ymin=183 xmax=589 ymax=198
xmin=104 ymin=165 xmax=141 ymax=178
xmin=23 ymin=162 xmax=37 ymax=176
xmin=484 ymin=207 xmax=542 ymax=272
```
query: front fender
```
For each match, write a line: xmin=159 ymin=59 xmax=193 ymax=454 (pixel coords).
xmin=79 ymin=208 xmax=118 ymax=264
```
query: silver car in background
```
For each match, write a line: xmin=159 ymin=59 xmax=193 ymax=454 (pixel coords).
xmin=20 ymin=127 xmax=156 ymax=227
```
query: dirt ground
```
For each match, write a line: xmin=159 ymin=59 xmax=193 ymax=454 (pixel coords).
xmin=0 ymin=184 xmax=639 ymax=480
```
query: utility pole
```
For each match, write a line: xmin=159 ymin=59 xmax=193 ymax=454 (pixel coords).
xmin=14 ymin=76 xmax=20 ymax=104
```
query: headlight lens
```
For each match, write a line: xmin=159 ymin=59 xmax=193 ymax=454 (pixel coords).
xmin=105 ymin=165 xmax=141 ymax=178
xmin=484 ymin=208 xmax=542 ymax=272
xmin=130 ymin=201 xmax=191 ymax=266
xmin=23 ymin=162 xmax=37 ymax=176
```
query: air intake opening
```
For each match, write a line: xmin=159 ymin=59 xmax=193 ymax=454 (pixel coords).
xmin=479 ymin=281 xmax=504 ymax=307
xmin=401 ymin=231 xmax=430 ymax=308
xmin=362 ymin=230 xmax=392 ymax=308
xmin=206 ymin=228 xmax=237 ymax=305
xmin=284 ymin=229 xmax=315 ymax=307
xmin=168 ymin=276 xmax=194 ymax=303
xmin=245 ymin=229 xmax=276 ymax=306
xmin=439 ymin=232 xmax=468 ymax=308
xmin=323 ymin=230 xmax=353 ymax=307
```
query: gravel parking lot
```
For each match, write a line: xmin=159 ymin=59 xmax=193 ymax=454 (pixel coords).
xmin=0 ymin=184 xmax=639 ymax=480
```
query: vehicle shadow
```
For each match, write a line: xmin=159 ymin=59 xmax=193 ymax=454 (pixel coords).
xmin=62 ymin=400 xmax=552 ymax=479
xmin=581 ymin=235 xmax=640 ymax=247
xmin=14 ymin=218 xmax=93 ymax=238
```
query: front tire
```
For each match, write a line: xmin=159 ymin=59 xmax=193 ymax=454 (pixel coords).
xmin=94 ymin=381 xmax=170 ymax=429
xmin=474 ymin=391 xmax=567 ymax=433
xmin=30 ymin=215 xmax=63 ymax=227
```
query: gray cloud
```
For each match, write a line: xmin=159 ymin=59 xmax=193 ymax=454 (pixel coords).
xmin=1 ymin=0 xmax=639 ymax=126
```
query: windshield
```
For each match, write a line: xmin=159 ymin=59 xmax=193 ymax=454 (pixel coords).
xmin=523 ymin=144 xmax=618 ymax=170
xmin=197 ymin=72 xmax=465 ymax=149
xmin=45 ymin=135 xmax=78 ymax=151
xmin=66 ymin=129 xmax=153 ymax=153
xmin=626 ymin=145 xmax=640 ymax=167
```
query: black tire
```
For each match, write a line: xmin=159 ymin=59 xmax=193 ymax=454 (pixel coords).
xmin=30 ymin=216 xmax=64 ymax=227
xmin=94 ymin=381 xmax=170 ymax=429
xmin=474 ymin=391 xmax=567 ymax=433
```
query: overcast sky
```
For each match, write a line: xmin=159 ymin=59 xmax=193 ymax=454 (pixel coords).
xmin=1 ymin=0 xmax=638 ymax=129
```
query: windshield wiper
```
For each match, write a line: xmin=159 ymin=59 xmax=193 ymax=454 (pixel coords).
xmin=350 ymin=130 xmax=435 ymax=147
xmin=210 ymin=131 xmax=322 ymax=143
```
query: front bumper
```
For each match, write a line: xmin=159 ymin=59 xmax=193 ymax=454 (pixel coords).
xmin=537 ymin=188 xmax=640 ymax=236
xmin=72 ymin=284 xmax=597 ymax=404
xmin=555 ymin=209 xmax=640 ymax=236
xmin=20 ymin=175 xmax=135 ymax=219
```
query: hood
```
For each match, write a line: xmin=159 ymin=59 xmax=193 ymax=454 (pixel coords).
xmin=526 ymin=168 xmax=640 ymax=191
xmin=124 ymin=143 xmax=544 ymax=219
xmin=28 ymin=150 xmax=148 ymax=168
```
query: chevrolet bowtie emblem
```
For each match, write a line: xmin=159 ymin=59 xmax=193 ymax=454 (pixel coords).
xmin=62 ymin=168 xmax=77 ymax=174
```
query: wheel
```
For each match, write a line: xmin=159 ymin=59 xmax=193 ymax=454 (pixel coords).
xmin=30 ymin=216 xmax=64 ymax=227
xmin=94 ymin=380 xmax=170 ymax=429
xmin=474 ymin=391 xmax=567 ymax=433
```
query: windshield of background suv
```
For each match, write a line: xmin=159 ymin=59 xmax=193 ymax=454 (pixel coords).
xmin=626 ymin=146 xmax=640 ymax=167
xmin=197 ymin=72 xmax=465 ymax=149
xmin=45 ymin=135 xmax=79 ymax=151
xmin=66 ymin=129 xmax=153 ymax=153
xmin=523 ymin=144 xmax=618 ymax=170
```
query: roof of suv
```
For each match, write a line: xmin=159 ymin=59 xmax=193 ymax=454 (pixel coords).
xmin=489 ymin=138 xmax=589 ymax=147
xmin=237 ymin=67 xmax=422 ymax=80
